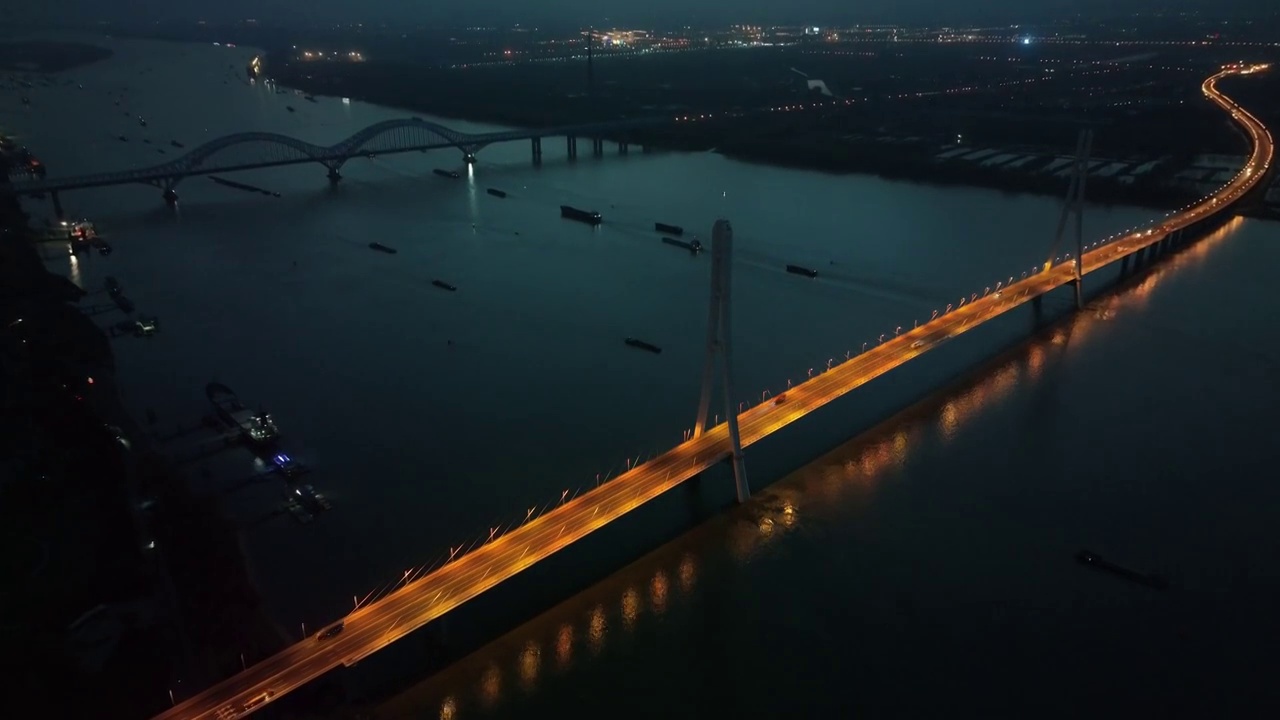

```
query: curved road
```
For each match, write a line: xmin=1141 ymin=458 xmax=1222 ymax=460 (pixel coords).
xmin=156 ymin=64 xmax=1272 ymax=720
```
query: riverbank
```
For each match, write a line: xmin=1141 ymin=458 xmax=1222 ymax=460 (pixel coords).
xmin=265 ymin=55 xmax=1222 ymax=213
xmin=0 ymin=182 xmax=284 ymax=715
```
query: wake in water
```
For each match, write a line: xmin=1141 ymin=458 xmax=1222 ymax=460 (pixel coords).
xmin=733 ymin=246 xmax=949 ymax=307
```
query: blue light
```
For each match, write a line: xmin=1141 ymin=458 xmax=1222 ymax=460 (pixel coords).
xmin=275 ymin=453 xmax=290 ymax=463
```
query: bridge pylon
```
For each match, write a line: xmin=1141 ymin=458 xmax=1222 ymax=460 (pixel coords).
xmin=1045 ymin=128 xmax=1093 ymax=309
xmin=693 ymin=219 xmax=749 ymax=504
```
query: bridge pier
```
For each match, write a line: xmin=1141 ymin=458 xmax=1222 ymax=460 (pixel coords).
xmin=463 ymin=153 xmax=476 ymax=164
xmin=327 ymin=167 xmax=342 ymax=186
xmin=618 ymin=142 xmax=629 ymax=155
xmin=50 ymin=190 xmax=64 ymax=220
xmin=592 ymin=138 xmax=603 ymax=157
xmin=566 ymin=136 xmax=578 ymax=160
xmin=531 ymin=137 xmax=542 ymax=164
xmin=162 ymin=188 xmax=178 ymax=208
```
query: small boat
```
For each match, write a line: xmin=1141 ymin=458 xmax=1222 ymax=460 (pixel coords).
xmin=117 ymin=135 xmax=128 ymax=142
xmin=432 ymin=280 xmax=458 ymax=292
xmin=286 ymin=106 xmax=295 ymax=112
xmin=433 ymin=168 xmax=460 ymax=179
xmin=368 ymin=242 xmax=397 ymax=254
xmin=786 ymin=264 xmax=819 ymax=278
xmin=624 ymin=337 xmax=662 ymax=354
xmin=171 ymin=140 xmax=184 ymax=148
xmin=206 ymin=382 xmax=279 ymax=446
xmin=562 ymin=205 xmax=603 ymax=225
xmin=655 ymin=222 xmax=683 ymax=235
xmin=486 ymin=188 xmax=507 ymax=198
xmin=662 ymin=237 xmax=703 ymax=253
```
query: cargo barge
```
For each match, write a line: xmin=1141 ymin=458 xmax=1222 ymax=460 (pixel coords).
xmin=433 ymin=168 xmax=460 ymax=179
xmin=206 ymin=382 xmax=279 ymax=446
xmin=431 ymin=280 xmax=458 ymax=292
xmin=662 ymin=237 xmax=703 ymax=253
xmin=1076 ymin=550 xmax=1168 ymax=590
xmin=561 ymin=205 xmax=602 ymax=225
xmin=786 ymin=264 xmax=819 ymax=278
xmin=486 ymin=188 xmax=507 ymax=198
xmin=624 ymin=337 xmax=662 ymax=354
xmin=369 ymin=242 xmax=397 ymax=254
xmin=655 ymin=222 xmax=683 ymax=236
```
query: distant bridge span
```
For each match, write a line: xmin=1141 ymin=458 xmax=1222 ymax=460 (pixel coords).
xmin=2 ymin=116 xmax=668 ymax=202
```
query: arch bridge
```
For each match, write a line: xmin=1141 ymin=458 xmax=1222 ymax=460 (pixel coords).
xmin=3 ymin=116 xmax=666 ymax=206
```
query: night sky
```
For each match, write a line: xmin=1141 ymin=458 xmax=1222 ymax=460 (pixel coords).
xmin=7 ymin=0 xmax=1275 ymax=28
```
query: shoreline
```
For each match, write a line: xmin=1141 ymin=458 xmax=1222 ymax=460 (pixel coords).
xmin=1 ymin=164 xmax=286 ymax=715
xmin=266 ymin=59 xmax=1210 ymax=214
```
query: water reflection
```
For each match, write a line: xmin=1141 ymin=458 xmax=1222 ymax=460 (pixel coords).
xmin=678 ymin=553 xmax=697 ymax=595
xmin=66 ymin=251 xmax=82 ymax=287
xmin=554 ymin=624 xmax=573 ymax=668
xmin=478 ymin=665 xmax=501 ymax=709
xmin=587 ymin=604 xmax=607 ymax=655
xmin=517 ymin=641 xmax=540 ymax=691
xmin=620 ymin=587 xmax=641 ymax=630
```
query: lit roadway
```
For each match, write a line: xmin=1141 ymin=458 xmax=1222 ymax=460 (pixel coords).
xmin=155 ymin=65 xmax=1272 ymax=720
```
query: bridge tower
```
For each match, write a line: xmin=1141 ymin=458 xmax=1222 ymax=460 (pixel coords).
xmin=1045 ymin=128 xmax=1093 ymax=309
xmin=693 ymin=219 xmax=750 ymax=504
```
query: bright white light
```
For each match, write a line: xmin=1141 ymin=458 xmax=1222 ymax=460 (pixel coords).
xmin=1022 ymin=37 xmax=1032 ymax=46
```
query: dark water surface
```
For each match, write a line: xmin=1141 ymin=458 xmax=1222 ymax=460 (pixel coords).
xmin=5 ymin=35 xmax=1279 ymax=717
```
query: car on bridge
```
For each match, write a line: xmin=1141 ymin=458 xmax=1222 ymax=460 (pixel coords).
xmin=317 ymin=621 xmax=345 ymax=641
xmin=240 ymin=690 xmax=274 ymax=712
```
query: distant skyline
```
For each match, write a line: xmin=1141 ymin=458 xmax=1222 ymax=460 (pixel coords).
xmin=5 ymin=0 xmax=1278 ymax=30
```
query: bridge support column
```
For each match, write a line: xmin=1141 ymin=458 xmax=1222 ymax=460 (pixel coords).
xmin=1120 ymin=255 xmax=1130 ymax=275
xmin=531 ymin=137 xmax=542 ymax=164
xmin=162 ymin=188 xmax=178 ymax=208
xmin=463 ymin=153 xmax=477 ymax=164
xmin=592 ymin=138 xmax=603 ymax=157
xmin=1045 ymin=129 xmax=1092 ymax=310
xmin=566 ymin=136 xmax=578 ymax=160
xmin=327 ymin=167 xmax=342 ymax=186
xmin=50 ymin=190 xmax=64 ymax=220
xmin=618 ymin=142 xmax=629 ymax=155
xmin=641 ymin=145 xmax=651 ymax=154
xmin=694 ymin=219 xmax=749 ymax=504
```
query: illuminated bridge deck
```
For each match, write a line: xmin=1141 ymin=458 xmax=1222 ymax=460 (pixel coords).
xmin=155 ymin=65 xmax=1272 ymax=720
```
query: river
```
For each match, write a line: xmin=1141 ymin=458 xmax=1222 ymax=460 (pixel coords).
xmin=5 ymin=34 xmax=1279 ymax=717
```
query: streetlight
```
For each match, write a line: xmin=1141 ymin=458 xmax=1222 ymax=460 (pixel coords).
xmin=894 ymin=326 xmax=902 ymax=336
xmin=826 ymin=358 xmax=834 ymax=370
xmin=878 ymin=334 xmax=885 ymax=343
xmin=807 ymin=367 xmax=814 ymax=378
xmin=862 ymin=342 xmax=868 ymax=352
